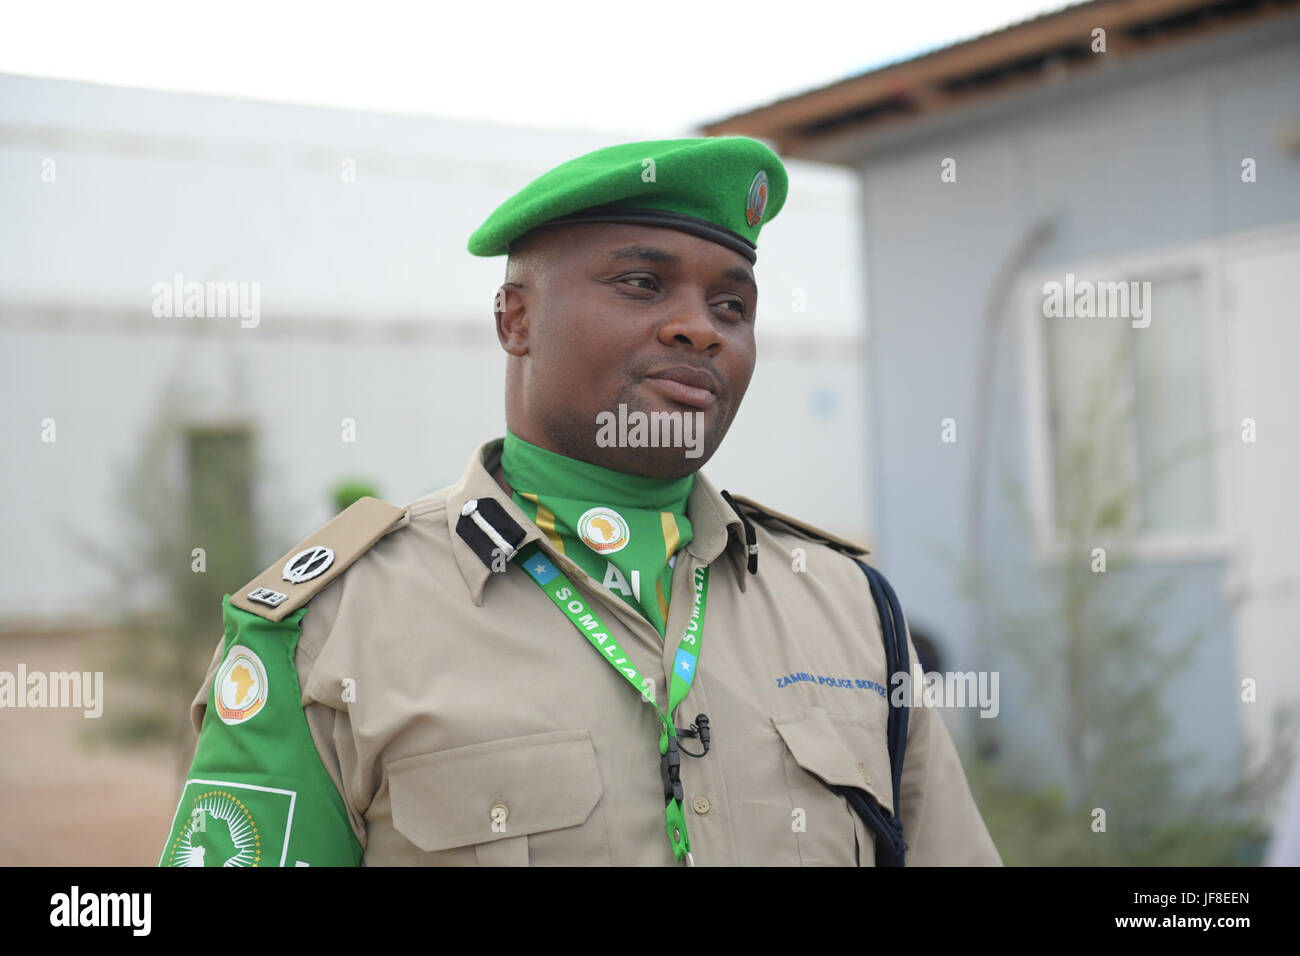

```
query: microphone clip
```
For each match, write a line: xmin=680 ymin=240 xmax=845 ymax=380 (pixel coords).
xmin=677 ymin=714 xmax=711 ymax=758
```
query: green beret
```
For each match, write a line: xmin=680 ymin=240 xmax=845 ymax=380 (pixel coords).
xmin=467 ymin=136 xmax=788 ymax=265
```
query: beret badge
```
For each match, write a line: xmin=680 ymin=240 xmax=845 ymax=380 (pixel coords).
xmin=745 ymin=170 xmax=769 ymax=227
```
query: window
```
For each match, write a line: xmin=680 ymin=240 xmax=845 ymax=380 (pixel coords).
xmin=1022 ymin=252 xmax=1225 ymax=559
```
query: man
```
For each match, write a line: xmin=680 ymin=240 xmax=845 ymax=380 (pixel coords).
xmin=159 ymin=136 xmax=1001 ymax=866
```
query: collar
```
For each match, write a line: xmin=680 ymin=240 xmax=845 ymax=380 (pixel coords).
xmin=446 ymin=437 xmax=752 ymax=606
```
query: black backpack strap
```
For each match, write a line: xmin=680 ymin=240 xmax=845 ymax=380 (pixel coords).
xmin=846 ymin=558 xmax=910 ymax=866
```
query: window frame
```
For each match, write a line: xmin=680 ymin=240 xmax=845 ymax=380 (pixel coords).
xmin=1017 ymin=239 xmax=1233 ymax=564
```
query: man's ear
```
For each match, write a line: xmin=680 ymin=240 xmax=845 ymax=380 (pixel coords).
xmin=494 ymin=283 xmax=529 ymax=356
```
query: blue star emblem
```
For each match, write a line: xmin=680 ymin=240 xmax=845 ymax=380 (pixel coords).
xmin=679 ymin=659 xmax=692 ymax=674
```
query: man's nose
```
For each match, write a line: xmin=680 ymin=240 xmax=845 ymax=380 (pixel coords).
xmin=658 ymin=296 xmax=723 ymax=352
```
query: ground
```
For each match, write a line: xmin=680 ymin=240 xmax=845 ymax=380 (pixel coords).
xmin=0 ymin=629 xmax=183 ymax=866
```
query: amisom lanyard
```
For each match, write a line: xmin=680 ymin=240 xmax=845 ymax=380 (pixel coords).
xmin=517 ymin=541 xmax=709 ymax=864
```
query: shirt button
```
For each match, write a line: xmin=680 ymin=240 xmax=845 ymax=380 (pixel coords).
xmin=857 ymin=762 xmax=872 ymax=786
xmin=691 ymin=796 xmax=711 ymax=815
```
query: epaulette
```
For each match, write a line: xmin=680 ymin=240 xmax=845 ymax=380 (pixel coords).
xmin=722 ymin=492 xmax=871 ymax=564
xmin=231 ymin=497 xmax=409 ymax=622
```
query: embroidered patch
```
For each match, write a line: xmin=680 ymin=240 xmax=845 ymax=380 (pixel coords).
xmin=214 ymin=646 xmax=268 ymax=725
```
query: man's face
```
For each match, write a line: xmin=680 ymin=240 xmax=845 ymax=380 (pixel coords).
xmin=497 ymin=222 xmax=758 ymax=477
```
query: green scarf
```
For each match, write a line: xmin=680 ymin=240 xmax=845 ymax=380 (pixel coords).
xmin=500 ymin=429 xmax=694 ymax=639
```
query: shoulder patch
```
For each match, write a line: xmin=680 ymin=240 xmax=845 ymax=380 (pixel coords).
xmin=725 ymin=493 xmax=871 ymax=558
xmin=231 ymin=497 xmax=409 ymax=622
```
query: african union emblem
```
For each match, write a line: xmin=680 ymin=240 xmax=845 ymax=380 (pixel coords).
xmin=214 ymin=646 xmax=268 ymax=726
xmin=745 ymin=169 xmax=769 ymax=226
xmin=168 ymin=789 xmax=262 ymax=867
xmin=577 ymin=507 xmax=630 ymax=555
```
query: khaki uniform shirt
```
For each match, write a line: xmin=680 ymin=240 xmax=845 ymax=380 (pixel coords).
xmin=185 ymin=437 xmax=1002 ymax=866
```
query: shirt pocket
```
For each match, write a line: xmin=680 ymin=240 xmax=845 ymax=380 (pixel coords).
xmin=384 ymin=729 xmax=609 ymax=866
xmin=772 ymin=707 xmax=895 ymax=867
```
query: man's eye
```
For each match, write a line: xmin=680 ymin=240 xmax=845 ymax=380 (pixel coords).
xmin=717 ymin=299 xmax=748 ymax=317
xmin=619 ymin=276 xmax=657 ymax=291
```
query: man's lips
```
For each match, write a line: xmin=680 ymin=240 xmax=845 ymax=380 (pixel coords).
xmin=642 ymin=366 xmax=719 ymax=409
